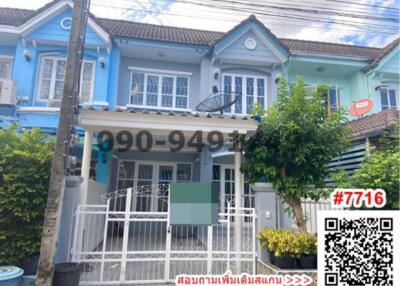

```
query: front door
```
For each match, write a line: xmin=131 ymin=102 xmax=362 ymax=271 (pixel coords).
xmin=213 ymin=165 xmax=253 ymax=213
xmin=133 ymin=163 xmax=174 ymax=212
xmin=116 ymin=161 xmax=192 ymax=212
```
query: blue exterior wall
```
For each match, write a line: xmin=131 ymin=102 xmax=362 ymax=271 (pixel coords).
xmin=216 ymin=29 xmax=283 ymax=64
xmin=25 ymin=9 xmax=104 ymax=46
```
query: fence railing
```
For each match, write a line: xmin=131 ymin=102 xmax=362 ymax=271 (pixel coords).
xmin=301 ymin=199 xmax=332 ymax=233
xmin=72 ymin=185 xmax=257 ymax=284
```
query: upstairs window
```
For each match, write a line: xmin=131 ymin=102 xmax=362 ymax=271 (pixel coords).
xmin=380 ymin=88 xmax=397 ymax=110
xmin=0 ymin=57 xmax=12 ymax=79
xmin=328 ymin=87 xmax=340 ymax=113
xmin=222 ymin=74 xmax=266 ymax=114
xmin=0 ymin=57 xmax=12 ymax=94
xmin=130 ymin=69 xmax=189 ymax=110
xmin=37 ymin=56 xmax=95 ymax=104
xmin=303 ymin=84 xmax=340 ymax=113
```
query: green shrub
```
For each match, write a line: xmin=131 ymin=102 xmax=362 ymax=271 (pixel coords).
xmin=257 ymin=228 xmax=317 ymax=257
xmin=0 ymin=126 xmax=53 ymax=265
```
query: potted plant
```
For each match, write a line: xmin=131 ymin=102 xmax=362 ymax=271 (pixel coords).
xmin=257 ymin=228 xmax=297 ymax=269
xmin=296 ymin=232 xmax=317 ymax=269
xmin=257 ymin=228 xmax=275 ymax=264
xmin=271 ymin=230 xmax=296 ymax=269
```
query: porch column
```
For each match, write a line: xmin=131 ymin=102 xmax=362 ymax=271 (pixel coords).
xmin=234 ymin=143 xmax=242 ymax=273
xmin=79 ymin=129 xmax=93 ymax=205
xmin=200 ymin=146 xmax=212 ymax=182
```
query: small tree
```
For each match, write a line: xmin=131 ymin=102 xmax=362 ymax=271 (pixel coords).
xmin=242 ymin=76 xmax=350 ymax=232
xmin=0 ymin=126 xmax=53 ymax=265
xmin=333 ymin=127 xmax=400 ymax=210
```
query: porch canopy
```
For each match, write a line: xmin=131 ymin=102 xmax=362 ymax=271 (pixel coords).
xmin=78 ymin=108 xmax=258 ymax=136
xmin=77 ymin=107 xmax=258 ymax=205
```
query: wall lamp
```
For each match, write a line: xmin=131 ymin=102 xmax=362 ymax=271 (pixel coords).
xmin=23 ymin=49 xmax=31 ymax=62
xmin=99 ymin=57 xmax=106 ymax=68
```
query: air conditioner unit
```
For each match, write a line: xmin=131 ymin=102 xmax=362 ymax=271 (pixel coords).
xmin=48 ymin=100 xmax=61 ymax=107
xmin=0 ymin=79 xmax=16 ymax=105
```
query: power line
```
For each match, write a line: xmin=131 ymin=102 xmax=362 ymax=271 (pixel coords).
xmin=327 ymin=0 xmax=400 ymax=11
xmin=161 ymin=0 xmax=399 ymax=31
xmin=91 ymin=0 xmax=398 ymax=33
xmin=173 ymin=0 xmax=398 ymax=28
xmin=206 ymin=0 xmax=398 ymax=22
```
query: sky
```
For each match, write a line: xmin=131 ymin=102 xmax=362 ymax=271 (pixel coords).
xmin=0 ymin=0 xmax=398 ymax=47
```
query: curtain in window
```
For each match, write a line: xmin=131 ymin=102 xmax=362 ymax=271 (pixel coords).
xmin=257 ymin=78 xmax=265 ymax=109
xmin=389 ymin=89 xmax=397 ymax=109
xmin=223 ymin=76 xmax=232 ymax=113
xmin=175 ymin=77 xmax=188 ymax=109
xmin=53 ymin=60 xmax=66 ymax=100
xmin=381 ymin=89 xmax=388 ymax=110
xmin=329 ymin=88 xmax=339 ymax=113
xmin=38 ymin=57 xmax=94 ymax=102
xmin=131 ymin=72 xmax=144 ymax=105
xmin=235 ymin=76 xmax=242 ymax=113
xmin=39 ymin=58 xmax=54 ymax=100
xmin=80 ymin=62 xmax=94 ymax=103
xmin=246 ymin=78 xmax=254 ymax=113
xmin=161 ymin=76 xmax=173 ymax=107
xmin=0 ymin=59 xmax=12 ymax=78
xmin=146 ymin=75 xmax=159 ymax=106
xmin=381 ymin=89 xmax=397 ymax=110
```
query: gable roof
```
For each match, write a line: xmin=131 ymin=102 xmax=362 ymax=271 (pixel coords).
xmin=361 ymin=37 xmax=400 ymax=72
xmin=211 ymin=14 xmax=290 ymax=55
xmin=0 ymin=3 xmax=391 ymax=60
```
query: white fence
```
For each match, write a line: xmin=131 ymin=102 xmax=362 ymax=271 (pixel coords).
xmin=301 ymin=199 xmax=333 ymax=233
xmin=71 ymin=185 xmax=257 ymax=285
xmin=277 ymin=197 xmax=340 ymax=233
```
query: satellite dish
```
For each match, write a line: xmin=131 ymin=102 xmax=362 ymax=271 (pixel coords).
xmin=349 ymin=98 xmax=373 ymax=116
xmin=195 ymin=88 xmax=241 ymax=113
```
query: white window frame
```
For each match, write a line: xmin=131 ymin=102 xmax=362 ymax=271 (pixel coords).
xmin=128 ymin=67 xmax=191 ymax=111
xmin=328 ymin=84 xmax=341 ymax=113
xmin=115 ymin=159 xmax=193 ymax=191
xmin=302 ymin=83 xmax=341 ymax=113
xmin=36 ymin=55 xmax=96 ymax=104
xmin=380 ymin=87 xmax=398 ymax=110
xmin=115 ymin=160 xmax=193 ymax=211
xmin=221 ymin=73 xmax=267 ymax=115
xmin=0 ymin=56 xmax=13 ymax=79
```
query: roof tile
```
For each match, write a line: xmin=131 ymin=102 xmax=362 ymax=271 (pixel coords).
xmin=347 ymin=109 xmax=399 ymax=138
xmin=0 ymin=4 xmax=396 ymax=60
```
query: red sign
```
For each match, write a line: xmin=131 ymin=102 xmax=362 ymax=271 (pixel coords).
xmin=349 ymin=99 xmax=373 ymax=116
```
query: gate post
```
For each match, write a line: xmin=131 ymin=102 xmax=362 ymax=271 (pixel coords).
xmin=253 ymin=183 xmax=276 ymax=263
xmin=56 ymin=176 xmax=83 ymax=263
xmin=165 ymin=185 xmax=172 ymax=282
xmin=120 ymin=188 xmax=132 ymax=282
xmin=207 ymin=225 xmax=213 ymax=274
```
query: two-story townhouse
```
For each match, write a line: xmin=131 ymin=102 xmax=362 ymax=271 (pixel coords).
xmin=0 ymin=0 xmax=399 ymax=208
xmin=1 ymin=0 xmax=399 ymax=283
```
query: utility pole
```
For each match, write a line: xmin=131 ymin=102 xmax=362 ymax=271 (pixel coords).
xmin=36 ymin=1 xmax=89 ymax=285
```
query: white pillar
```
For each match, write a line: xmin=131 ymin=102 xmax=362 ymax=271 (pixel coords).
xmin=234 ymin=146 xmax=242 ymax=273
xmin=79 ymin=129 xmax=93 ymax=205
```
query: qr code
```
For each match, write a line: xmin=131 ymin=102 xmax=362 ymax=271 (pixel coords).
xmin=318 ymin=211 xmax=400 ymax=286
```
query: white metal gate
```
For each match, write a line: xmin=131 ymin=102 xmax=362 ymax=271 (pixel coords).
xmin=71 ymin=185 xmax=256 ymax=285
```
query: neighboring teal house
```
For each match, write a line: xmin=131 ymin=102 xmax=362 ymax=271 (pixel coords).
xmin=0 ymin=0 xmax=399 ymax=209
